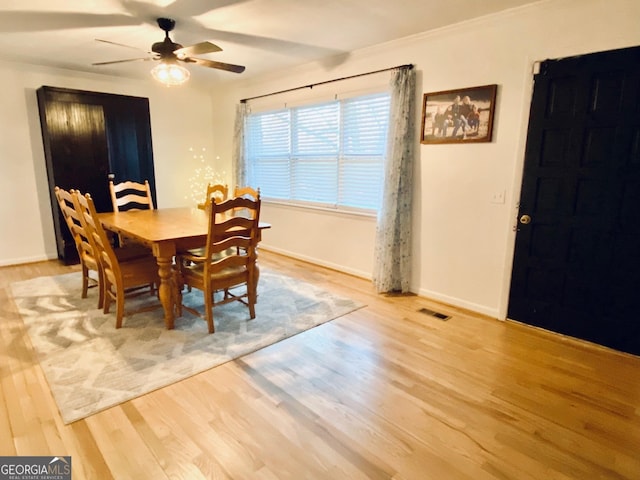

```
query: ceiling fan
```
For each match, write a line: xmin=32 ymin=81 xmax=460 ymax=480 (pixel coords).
xmin=92 ymin=17 xmax=245 ymax=84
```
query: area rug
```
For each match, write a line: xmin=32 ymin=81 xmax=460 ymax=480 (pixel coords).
xmin=9 ymin=269 xmax=364 ymax=424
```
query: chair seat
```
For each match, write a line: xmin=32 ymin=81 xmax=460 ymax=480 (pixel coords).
xmin=183 ymin=247 xmax=205 ymax=257
xmin=180 ymin=247 xmax=233 ymax=258
xmin=182 ymin=263 xmax=247 ymax=284
xmin=79 ymin=251 xmax=100 ymax=271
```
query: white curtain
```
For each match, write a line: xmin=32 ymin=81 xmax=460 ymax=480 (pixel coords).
xmin=372 ymin=66 xmax=417 ymax=293
xmin=232 ymin=102 xmax=249 ymax=188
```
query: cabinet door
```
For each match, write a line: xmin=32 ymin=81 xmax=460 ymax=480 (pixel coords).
xmin=37 ymin=86 xmax=155 ymax=264
xmin=104 ymin=96 xmax=156 ymax=204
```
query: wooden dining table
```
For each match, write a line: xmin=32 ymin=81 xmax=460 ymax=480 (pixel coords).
xmin=98 ymin=207 xmax=270 ymax=330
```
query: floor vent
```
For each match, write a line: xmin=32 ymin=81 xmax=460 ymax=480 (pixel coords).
xmin=418 ymin=307 xmax=451 ymax=321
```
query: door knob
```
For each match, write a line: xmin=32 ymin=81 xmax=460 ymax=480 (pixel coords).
xmin=519 ymin=214 xmax=532 ymax=225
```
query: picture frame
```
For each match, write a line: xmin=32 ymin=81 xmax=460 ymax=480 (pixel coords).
xmin=420 ymin=84 xmax=497 ymax=144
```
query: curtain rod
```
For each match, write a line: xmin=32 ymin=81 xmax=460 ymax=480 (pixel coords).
xmin=240 ymin=63 xmax=413 ymax=103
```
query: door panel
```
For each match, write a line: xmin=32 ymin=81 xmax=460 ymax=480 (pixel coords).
xmin=104 ymin=96 xmax=156 ymax=201
xmin=508 ymin=46 xmax=640 ymax=356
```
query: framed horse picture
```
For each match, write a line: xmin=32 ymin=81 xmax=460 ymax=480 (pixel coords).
xmin=420 ymin=84 xmax=498 ymax=144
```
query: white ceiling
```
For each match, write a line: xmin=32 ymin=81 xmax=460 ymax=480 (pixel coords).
xmin=0 ymin=0 xmax=541 ymax=86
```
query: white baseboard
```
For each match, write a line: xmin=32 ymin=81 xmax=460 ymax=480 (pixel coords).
xmin=260 ymin=244 xmax=372 ymax=280
xmin=0 ymin=252 xmax=57 ymax=267
xmin=417 ymin=287 xmax=500 ymax=319
xmin=260 ymin=244 xmax=501 ymax=320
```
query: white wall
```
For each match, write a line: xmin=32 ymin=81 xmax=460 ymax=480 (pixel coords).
xmin=209 ymin=0 xmax=640 ymax=318
xmin=0 ymin=62 xmax=218 ymax=266
xmin=1 ymin=0 xmax=638 ymax=321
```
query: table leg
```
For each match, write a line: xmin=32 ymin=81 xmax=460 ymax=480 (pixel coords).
xmin=153 ymin=242 xmax=177 ymax=329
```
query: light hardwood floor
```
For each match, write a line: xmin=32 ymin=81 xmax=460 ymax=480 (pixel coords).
xmin=1 ymin=251 xmax=639 ymax=479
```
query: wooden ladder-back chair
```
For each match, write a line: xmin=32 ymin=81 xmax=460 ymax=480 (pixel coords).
xmin=54 ymin=186 xmax=102 ymax=306
xmin=186 ymin=182 xmax=231 ymax=270
xmin=233 ymin=186 xmax=263 ymax=242
xmin=73 ymin=191 xmax=160 ymax=328
xmin=109 ymin=180 xmax=154 ymax=212
xmin=233 ymin=185 xmax=260 ymax=200
xmin=197 ymin=183 xmax=228 ymax=210
xmin=176 ymin=196 xmax=261 ymax=333
xmin=109 ymin=179 xmax=154 ymax=246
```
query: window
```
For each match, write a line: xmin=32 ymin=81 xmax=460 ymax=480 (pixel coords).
xmin=245 ymin=92 xmax=391 ymax=212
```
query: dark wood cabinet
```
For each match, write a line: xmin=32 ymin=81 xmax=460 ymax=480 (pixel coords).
xmin=37 ymin=86 xmax=156 ymax=264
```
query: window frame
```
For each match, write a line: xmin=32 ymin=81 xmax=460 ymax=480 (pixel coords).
xmin=244 ymin=90 xmax=391 ymax=214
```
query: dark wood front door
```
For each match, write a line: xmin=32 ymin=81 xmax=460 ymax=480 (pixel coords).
xmin=508 ymin=46 xmax=640 ymax=356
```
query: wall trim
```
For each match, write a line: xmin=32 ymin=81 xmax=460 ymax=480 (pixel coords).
xmin=0 ymin=253 xmax=57 ymax=267
xmin=417 ymin=286 xmax=501 ymax=320
xmin=264 ymin=243 xmax=502 ymax=321
xmin=260 ymin=244 xmax=371 ymax=280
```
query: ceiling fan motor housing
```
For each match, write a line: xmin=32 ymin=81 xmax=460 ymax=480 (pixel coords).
xmin=157 ymin=17 xmax=176 ymax=33
xmin=152 ymin=38 xmax=183 ymax=57
xmin=152 ymin=18 xmax=182 ymax=57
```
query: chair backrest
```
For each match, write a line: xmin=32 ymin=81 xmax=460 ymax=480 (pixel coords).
xmin=109 ymin=180 xmax=154 ymax=212
xmin=73 ymin=191 xmax=121 ymax=285
xmin=54 ymin=186 xmax=83 ymax=250
xmin=205 ymin=196 xmax=261 ymax=273
xmin=54 ymin=186 xmax=98 ymax=268
xmin=233 ymin=185 xmax=260 ymax=200
xmin=232 ymin=186 xmax=260 ymax=218
xmin=205 ymin=183 xmax=229 ymax=206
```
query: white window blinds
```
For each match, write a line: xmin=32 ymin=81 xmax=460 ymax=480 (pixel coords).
xmin=246 ymin=92 xmax=390 ymax=211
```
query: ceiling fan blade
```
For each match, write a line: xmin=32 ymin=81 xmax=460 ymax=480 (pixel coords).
xmin=187 ymin=57 xmax=245 ymax=73
xmin=92 ymin=57 xmax=154 ymax=66
xmin=0 ymin=12 xmax=140 ymax=33
xmin=95 ymin=39 xmax=148 ymax=52
xmin=173 ymin=41 xmax=222 ymax=58
xmin=164 ymin=0 xmax=250 ymax=18
xmin=164 ymin=17 xmax=341 ymax=59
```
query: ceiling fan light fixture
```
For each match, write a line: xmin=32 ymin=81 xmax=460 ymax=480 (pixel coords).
xmin=151 ymin=61 xmax=190 ymax=86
